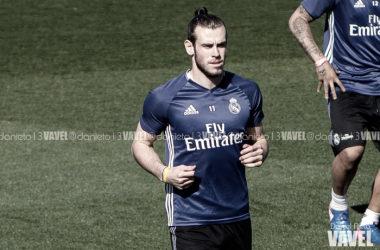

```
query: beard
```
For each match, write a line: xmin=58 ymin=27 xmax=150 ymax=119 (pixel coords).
xmin=194 ymin=52 xmax=225 ymax=78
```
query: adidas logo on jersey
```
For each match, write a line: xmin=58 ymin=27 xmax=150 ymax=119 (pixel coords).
xmin=184 ymin=105 xmax=199 ymax=115
xmin=354 ymin=0 xmax=365 ymax=8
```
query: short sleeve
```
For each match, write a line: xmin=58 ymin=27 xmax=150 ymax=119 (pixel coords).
xmin=247 ymin=86 xmax=264 ymax=127
xmin=301 ymin=0 xmax=335 ymax=19
xmin=139 ymin=89 xmax=169 ymax=135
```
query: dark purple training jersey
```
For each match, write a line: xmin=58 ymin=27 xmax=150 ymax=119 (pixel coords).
xmin=140 ymin=71 xmax=264 ymax=226
xmin=302 ymin=0 xmax=380 ymax=95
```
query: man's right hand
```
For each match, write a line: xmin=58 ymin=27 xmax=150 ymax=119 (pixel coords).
xmin=316 ymin=61 xmax=346 ymax=99
xmin=165 ymin=165 xmax=196 ymax=190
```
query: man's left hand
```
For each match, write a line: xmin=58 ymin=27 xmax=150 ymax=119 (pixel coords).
xmin=239 ymin=144 xmax=265 ymax=168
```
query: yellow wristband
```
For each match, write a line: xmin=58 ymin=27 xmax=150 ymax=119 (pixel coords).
xmin=163 ymin=167 xmax=170 ymax=183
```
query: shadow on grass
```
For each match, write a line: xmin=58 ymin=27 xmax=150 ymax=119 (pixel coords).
xmin=351 ymin=204 xmax=369 ymax=214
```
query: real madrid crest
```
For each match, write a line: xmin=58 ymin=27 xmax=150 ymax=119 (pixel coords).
xmin=333 ymin=133 xmax=340 ymax=146
xmin=228 ymin=97 xmax=241 ymax=114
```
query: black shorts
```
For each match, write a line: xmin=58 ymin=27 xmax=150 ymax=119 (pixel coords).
xmin=169 ymin=218 xmax=252 ymax=250
xmin=328 ymin=91 xmax=380 ymax=155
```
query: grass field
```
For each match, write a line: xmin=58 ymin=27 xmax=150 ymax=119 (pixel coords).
xmin=0 ymin=0 xmax=379 ymax=249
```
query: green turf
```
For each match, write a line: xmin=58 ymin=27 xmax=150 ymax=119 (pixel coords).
xmin=0 ymin=0 xmax=378 ymax=249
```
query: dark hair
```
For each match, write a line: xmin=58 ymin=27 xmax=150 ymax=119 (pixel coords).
xmin=187 ymin=7 xmax=227 ymax=44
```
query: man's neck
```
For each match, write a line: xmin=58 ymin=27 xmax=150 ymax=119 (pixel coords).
xmin=189 ymin=68 xmax=223 ymax=89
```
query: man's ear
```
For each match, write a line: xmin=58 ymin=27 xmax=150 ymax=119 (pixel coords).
xmin=184 ymin=40 xmax=194 ymax=56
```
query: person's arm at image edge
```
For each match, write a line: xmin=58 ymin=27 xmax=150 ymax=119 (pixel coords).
xmin=289 ymin=5 xmax=345 ymax=99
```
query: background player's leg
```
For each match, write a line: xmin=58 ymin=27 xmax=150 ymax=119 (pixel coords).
xmin=358 ymin=170 xmax=380 ymax=244
xmin=368 ymin=170 xmax=380 ymax=213
xmin=357 ymin=98 xmax=380 ymax=244
xmin=331 ymin=146 xmax=364 ymax=196
xmin=367 ymin=103 xmax=380 ymax=214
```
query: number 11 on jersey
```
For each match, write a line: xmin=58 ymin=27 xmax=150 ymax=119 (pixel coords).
xmin=209 ymin=105 xmax=216 ymax=112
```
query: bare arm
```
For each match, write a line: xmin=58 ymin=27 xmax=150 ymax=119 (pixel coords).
xmin=289 ymin=5 xmax=323 ymax=62
xmin=289 ymin=5 xmax=345 ymax=99
xmin=131 ymin=122 xmax=166 ymax=181
xmin=239 ymin=123 xmax=269 ymax=168
xmin=131 ymin=122 xmax=195 ymax=189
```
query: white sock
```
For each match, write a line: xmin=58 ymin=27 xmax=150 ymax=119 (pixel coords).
xmin=359 ymin=209 xmax=380 ymax=227
xmin=330 ymin=188 xmax=348 ymax=211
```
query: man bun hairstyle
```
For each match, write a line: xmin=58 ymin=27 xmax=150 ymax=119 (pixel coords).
xmin=187 ymin=7 xmax=227 ymax=45
xmin=195 ymin=7 xmax=208 ymax=16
